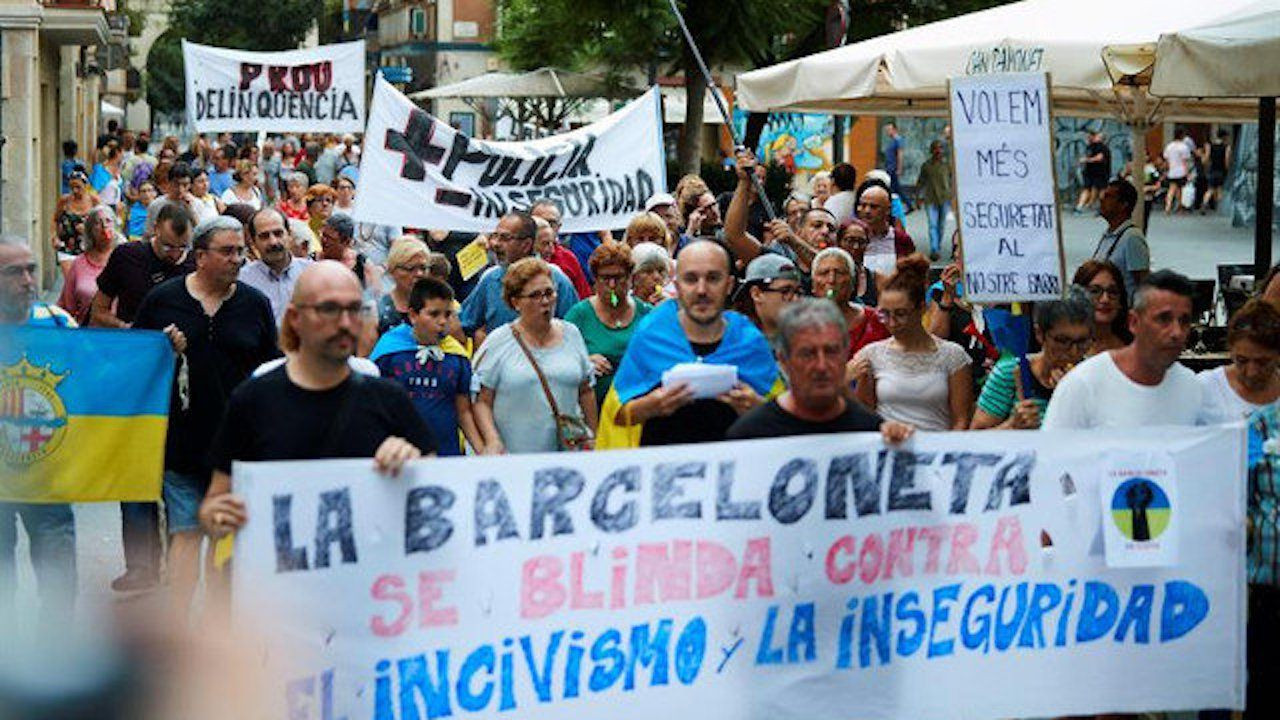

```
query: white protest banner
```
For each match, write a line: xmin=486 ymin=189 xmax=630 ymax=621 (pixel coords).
xmin=949 ymin=71 xmax=1065 ymax=303
xmin=231 ymin=426 xmax=1245 ymax=719
xmin=183 ymin=40 xmax=366 ymax=134
xmin=353 ymin=77 xmax=665 ymax=233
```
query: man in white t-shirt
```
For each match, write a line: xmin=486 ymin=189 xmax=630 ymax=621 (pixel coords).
xmin=1043 ymin=269 xmax=1205 ymax=430
xmin=1162 ymin=128 xmax=1193 ymax=215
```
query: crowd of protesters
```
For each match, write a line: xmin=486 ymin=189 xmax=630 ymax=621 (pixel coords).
xmin=5 ymin=122 xmax=1280 ymax=717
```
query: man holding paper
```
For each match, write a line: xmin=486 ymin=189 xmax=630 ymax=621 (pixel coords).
xmin=597 ymin=241 xmax=782 ymax=448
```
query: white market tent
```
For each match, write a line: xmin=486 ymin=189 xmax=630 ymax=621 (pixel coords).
xmin=735 ymin=0 xmax=1261 ymax=120
xmin=736 ymin=0 xmax=1274 ymax=256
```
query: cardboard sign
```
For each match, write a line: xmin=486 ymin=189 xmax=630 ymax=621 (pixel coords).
xmin=949 ymin=72 xmax=1065 ymax=302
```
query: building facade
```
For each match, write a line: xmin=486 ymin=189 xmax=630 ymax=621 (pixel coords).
xmin=0 ymin=0 xmax=125 ymax=287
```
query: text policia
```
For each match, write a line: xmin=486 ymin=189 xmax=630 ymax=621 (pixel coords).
xmin=268 ymin=449 xmax=1211 ymax=718
xmin=383 ymin=108 xmax=657 ymax=221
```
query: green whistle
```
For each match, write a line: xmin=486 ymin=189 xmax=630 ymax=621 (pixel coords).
xmin=825 ymin=288 xmax=835 ymax=299
xmin=610 ymin=291 xmax=620 ymax=307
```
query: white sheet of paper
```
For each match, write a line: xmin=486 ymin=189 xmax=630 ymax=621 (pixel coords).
xmin=661 ymin=362 xmax=738 ymax=399
xmin=1098 ymin=451 xmax=1179 ymax=568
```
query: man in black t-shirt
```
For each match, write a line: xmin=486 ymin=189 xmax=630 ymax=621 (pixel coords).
xmin=728 ymin=298 xmax=914 ymax=443
xmin=132 ymin=215 xmax=280 ymax=612
xmin=199 ymin=261 xmax=435 ymax=540
xmin=92 ymin=203 xmax=196 ymax=328
xmin=91 ymin=202 xmax=197 ymax=593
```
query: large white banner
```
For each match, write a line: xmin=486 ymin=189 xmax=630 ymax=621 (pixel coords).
xmin=182 ymin=40 xmax=366 ymax=134
xmin=231 ymin=426 xmax=1246 ymax=719
xmin=353 ymin=77 xmax=666 ymax=233
xmin=949 ymin=71 xmax=1065 ymax=303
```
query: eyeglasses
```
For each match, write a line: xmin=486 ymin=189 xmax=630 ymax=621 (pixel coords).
xmin=596 ymin=273 xmax=628 ymax=285
xmin=759 ymin=284 xmax=801 ymax=300
xmin=397 ymin=263 xmax=428 ymax=274
xmin=877 ymin=308 xmax=914 ymax=322
xmin=1047 ymin=334 xmax=1092 ymax=351
xmin=1087 ymin=285 xmax=1122 ymax=299
xmin=310 ymin=197 xmax=334 ymax=205
xmin=520 ymin=288 xmax=557 ymax=301
xmin=206 ymin=245 xmax=248 ymax=258
xmin=0 ymin=262 xmax=37 ymax=279
xmin=297 ymin=302 xmax=364 ymax=319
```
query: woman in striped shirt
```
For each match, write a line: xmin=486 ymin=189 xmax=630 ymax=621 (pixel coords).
xmin=970 ymin=289 xmax=1095 ymax=430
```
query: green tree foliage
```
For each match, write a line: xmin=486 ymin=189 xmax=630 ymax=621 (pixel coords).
xmin=847 ymin=0 xmax=1013 ymax=42
xmin=145 ymin=0 xmax=325 ymax=117
xmin=145 ymin=31 xmax=185 ymax=117
xmin=496 ymin=0 xmax=828 ymax=175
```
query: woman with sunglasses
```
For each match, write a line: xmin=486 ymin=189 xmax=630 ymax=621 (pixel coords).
xmin=566 ymin=241 xmax=653 ymax=409
xmin=812 ymin=247 xmax=887 ymax=360
xmin=1072 ymin=259 xmax=1132 ymax=356
xmin=970 ymin=290 xmax=1095 ymax=430
xmin=1199 ymin=298 xmax=1280 ymax=423
xmin=850 ymin=254 xmax=973 ymax=431
xmin=473 ymin=257 xmax=596 ymax=454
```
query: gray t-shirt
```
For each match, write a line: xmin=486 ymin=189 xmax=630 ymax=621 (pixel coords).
xmin=473 ymin=320 xmax=594 ymax=454
xmin=1092 ymin=220 xmax=1149 ymax=299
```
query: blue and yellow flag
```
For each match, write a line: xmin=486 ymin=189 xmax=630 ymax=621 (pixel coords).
xmin=0 ymin=326 xmax=173 ymax=502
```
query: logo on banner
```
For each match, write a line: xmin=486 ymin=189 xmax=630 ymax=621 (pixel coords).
xmin=1109 ymin=477 xmax=1171 ymax=542
xmin=0 ymin=357 xmax=69 ymax=465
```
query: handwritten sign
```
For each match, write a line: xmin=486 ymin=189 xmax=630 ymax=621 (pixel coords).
xmin=455 ymin=237 xmax=491 ymax=282
xmin=353 ymin=77 xmax=666 ymax=234
xmin=949 ymin=72 xmax=1064 ymax=303
xmin=183 ymin=40 xmax=365 ymax=133
xmin=231 ymin=426 xmax=1244 ymax=719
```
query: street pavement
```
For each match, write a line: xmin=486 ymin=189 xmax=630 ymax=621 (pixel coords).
xmin=9 ymin=204 xmax=1277 ymax=622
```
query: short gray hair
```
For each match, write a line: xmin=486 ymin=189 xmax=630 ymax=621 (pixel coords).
xmin=324 ymin=213 xmax=355 ymax=240
xmin=1033 ymin=286 xmax=1095 ymax=332
xmin=286 ymin=171 xmax=309 ymax=188
xmin=192 ymin=215 xmax=243 ymax=251
xmin=80 ymin=205 xmax=118 ymax=252
xmin=773 ymin=298 xmax=849 ymax=357
xmin=812 ymin=246 xmax=854 ymax=275
xmin=631 ymin=242 xmax=671 ymax=274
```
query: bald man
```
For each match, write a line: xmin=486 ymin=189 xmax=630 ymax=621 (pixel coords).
xmin=608 ymin=241 xmax=781 ymax=446
xmin=855 ymin=184 xmax=915 ymax=276
xmin=199 ymin=261 xmax=436 ymax=539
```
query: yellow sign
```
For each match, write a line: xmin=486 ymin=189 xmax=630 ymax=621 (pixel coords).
xmin=455 ymin=237 xmax=491 ymax=281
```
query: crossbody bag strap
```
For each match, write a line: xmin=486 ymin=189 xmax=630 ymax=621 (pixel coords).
xmin=510 ymin=325 xmax=564 ymax=418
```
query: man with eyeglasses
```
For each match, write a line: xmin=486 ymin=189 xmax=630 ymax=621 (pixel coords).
xmin=530 ymin=199 xmax=602 ymax=286
xmin=0 ymin=234 xmax=78 ymax=625
xmin=90 ymin=202 xmax=198 ymax=593
xmin=734 ymin=254 xmax=803 ymax=341
xmin=198 ymin=261 xmax=434 ymax=541
xmin=459 ymin=211 xmax=578 ymax=348
xmin=240 ymin=207 xmax=313 ymax=324
xmin=133 ymin=215 xmax=280 ymax=615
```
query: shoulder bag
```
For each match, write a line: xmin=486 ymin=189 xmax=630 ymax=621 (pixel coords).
xmin=510 ymin=325 xmax=594 ymax=451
